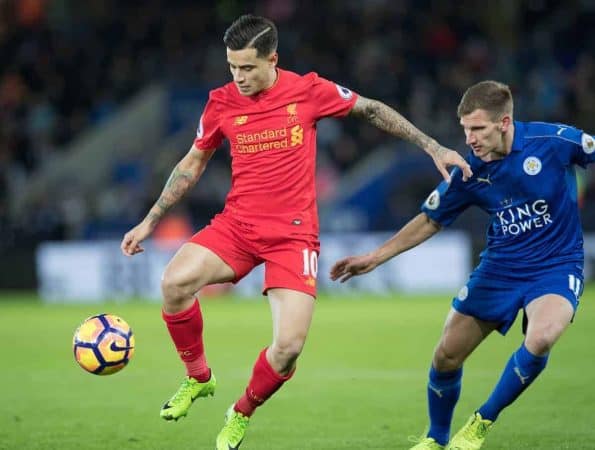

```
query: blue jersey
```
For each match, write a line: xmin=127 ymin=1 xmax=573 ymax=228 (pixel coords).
xmin=421 ymin=121 xmax=595 ymax=273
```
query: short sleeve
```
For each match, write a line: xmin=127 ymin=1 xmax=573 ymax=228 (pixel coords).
xmin=309 ymin=74 xmax=358 ymax=120
xmin=421 ymin=168 xmax=472 ymax=227
xmin=551 ymin=125 xmax=595 ymax=168
xmin=193 ymin=96 xmax=224 ymax=150
xmin=573 ymin=131 xmax=595 ymax=167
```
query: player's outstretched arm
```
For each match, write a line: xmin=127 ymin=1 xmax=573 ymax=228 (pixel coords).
xmin=349 ymin=96 xmax=472 ymax=181
xmin=120 ymin=145 xmax=215 ymax=256
xmin=330 ymin=213 xmax=441 ymax=283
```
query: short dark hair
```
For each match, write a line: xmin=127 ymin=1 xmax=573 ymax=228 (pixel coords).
xmin=223 ymin=14 xmax=278 ymax=58
xmin=457 ymin=80 xmax=513 ymax=120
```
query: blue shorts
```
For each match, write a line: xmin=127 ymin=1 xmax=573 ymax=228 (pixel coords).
xmin=452 ymin=262 xmax=583 ymax=335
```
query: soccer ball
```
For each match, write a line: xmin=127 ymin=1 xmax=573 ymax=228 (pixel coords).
xmin=73 ymin=313 xmax=135 ymax=375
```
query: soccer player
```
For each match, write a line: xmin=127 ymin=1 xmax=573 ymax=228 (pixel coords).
xmin=331 ymin=80 xmax=594 ymax=450
xmin=120 ymin=14 xmax=472 ymax=450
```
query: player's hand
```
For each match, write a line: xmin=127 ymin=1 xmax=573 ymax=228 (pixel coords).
xmin=431 ymin=145 xmax=473 ymax=182
xmin=330 ymin=254 xmax=379 ymax=283
xmin=120 ymin=220 xmax=154 ymax=256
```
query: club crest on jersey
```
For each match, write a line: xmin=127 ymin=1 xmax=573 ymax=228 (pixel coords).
xmin=523 ymin=156 xmax=542 ymax=175
xmin=582 ymin=133 xmax=595 ymax=154
xmin=287 ymin=103 xmax=299 ymax=124
xmin=335 ymin=84 xmax=353 ymax=100
xmin=234 ymin=115 xmax=249 ymax=126
xmin=424 ymin=189 xmax=440 ymax=210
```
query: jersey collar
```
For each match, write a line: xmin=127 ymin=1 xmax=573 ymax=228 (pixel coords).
xmin=510 ymin=120 xmax=524 ymax=152
xmin=251 ymin=68 xmax=282 ymax=100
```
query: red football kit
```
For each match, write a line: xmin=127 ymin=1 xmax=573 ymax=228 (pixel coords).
xmin=190 ymin=68 xmax=358 ymax=296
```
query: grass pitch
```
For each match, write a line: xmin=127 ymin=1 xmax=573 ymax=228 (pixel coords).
xmin=1 ymin=288 xmax=594 ymax=449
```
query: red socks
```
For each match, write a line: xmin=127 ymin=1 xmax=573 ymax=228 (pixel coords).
xmin=163 ymin=305 xmax=294 ymax=414
xmin=235 ymin=348 xmax=295 ymax=417
xmin=162 ymin=299 xmax=210 ymax=382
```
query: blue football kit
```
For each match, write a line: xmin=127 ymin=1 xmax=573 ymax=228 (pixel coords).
xmin=422 ymin=121 xmax=595 ymax=334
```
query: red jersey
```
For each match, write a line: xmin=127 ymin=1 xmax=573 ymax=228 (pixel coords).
xmin=193 ymin=68 xmax=358 ymax=236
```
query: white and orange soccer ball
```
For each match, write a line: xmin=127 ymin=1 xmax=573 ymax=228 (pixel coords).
xmin=73 ymin=314 xmax=135 ymax=375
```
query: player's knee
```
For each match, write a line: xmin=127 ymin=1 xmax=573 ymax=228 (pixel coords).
xmin=525 ymin=328 xmax=558 ymax=355
xmin=270 ymin=336 xmax=305 ymax=365
xmin=161 ymin=270 xmax=202 ymax=308
xmin=433 ymin=344 xmax=464 ymax=371
xmin=526 ymin=319 xmax=569 ymax=355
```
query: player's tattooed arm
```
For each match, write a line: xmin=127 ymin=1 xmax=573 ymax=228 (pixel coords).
xmin=120 ymin=145 xmax=215 ymax=256
xmin=349 ymin=96 xmax=472 ymax=181
xmin=350 ymin=96 xmax=439 ymax=152
xmin=145 ymin=146 xmax=215 ymax=227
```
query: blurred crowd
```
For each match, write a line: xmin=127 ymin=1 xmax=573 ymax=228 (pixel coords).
xmin=1 ymin=0 xmax=595 ymax=248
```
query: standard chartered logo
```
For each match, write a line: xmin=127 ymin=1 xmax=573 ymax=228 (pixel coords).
xmin=497 ymin=199 xmax=552 ymax=236
xmin=290 ymin=125 xmax=304 ymax=146
xmin=234 ymin=125 xmax=304 ymax=153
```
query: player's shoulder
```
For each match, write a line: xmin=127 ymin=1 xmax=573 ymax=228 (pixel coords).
xmin=278 ymin=69 xmax=321 ymax=89
xmin=208 ymin=82 xmax=236 ymax=103
xmin=523 ymin=121 xmax=582 ymax=143
xmin=273 ymin=69 xmax=331 ymax=100
xmin=280 ymin=68 xmax=309 ymax=81
xmin=282 ymin=69 xmax=339 ymax=86
xmin=447 ymin=165 xmax=468 ymax=188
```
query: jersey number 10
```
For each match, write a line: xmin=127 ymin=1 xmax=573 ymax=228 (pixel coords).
xmin=302 ymin=249 xmax=318 ymax=278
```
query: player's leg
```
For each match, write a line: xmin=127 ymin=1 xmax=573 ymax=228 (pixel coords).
xmin=216 ymin=234 xmax=318 ymax=449
xmin=242 ymin=287 xmax=314 ymax=406
xmin=449 ymin=270 xmax=580 ymax=450
xmin=412 ymin=309 xmax=496 ymax=449
xmin=217 ymin=288 xmax=314 ymax=450
xmin=160 ymin=242 xmax=238 ymax=420
xmin=161 ymin=242 xmax=236 ymax=379
xmin=476 ymin=293 xmax=574 ymax=423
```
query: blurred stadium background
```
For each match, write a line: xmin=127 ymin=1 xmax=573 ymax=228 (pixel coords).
xmin=1 ymin=0 xmax=595 ymax=294
xmin=1 ymin=1 xmax=595 ymax=449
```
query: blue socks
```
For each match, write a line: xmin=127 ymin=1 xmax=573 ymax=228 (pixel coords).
xmin=478 ymin=344 xmax=548 ymax=421
xmin=425 ymin=344 xmax=548 ymax=444
xmin=427 ymin=366 xmax=463 ymax=446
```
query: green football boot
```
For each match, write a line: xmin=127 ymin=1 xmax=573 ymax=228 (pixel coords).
xmin=160 ymin=373 xmax=216 ymax=421
xmin=215 ymin=404 xmax=250 ymax=450
xmin=447 ymin=412 xmax=493 ymax=450
xmin=408 ymin=436 xmax=445 ymax=449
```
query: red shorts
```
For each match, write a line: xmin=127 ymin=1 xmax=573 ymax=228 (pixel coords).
xmin=189 ymin=214 xmax=320 ymax=297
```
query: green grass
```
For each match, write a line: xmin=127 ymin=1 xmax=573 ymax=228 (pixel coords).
xmin=1 ymin=288 xmax=594 ymax=449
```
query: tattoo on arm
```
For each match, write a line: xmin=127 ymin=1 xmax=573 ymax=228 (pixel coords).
xmin=351 ymin=97 xmax=441 ymax=156
xmin=145 ymin=165 xmax=198 ymax=226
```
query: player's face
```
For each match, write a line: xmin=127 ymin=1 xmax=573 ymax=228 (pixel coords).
xmin=460 ymin=109 xmax=511 ymax=161
xmin=227 ymin=47 xmax=278 ymax=96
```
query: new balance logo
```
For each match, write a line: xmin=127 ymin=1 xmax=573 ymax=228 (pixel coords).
xmin=514 ymin=366 xmax=530 ymax=385
xmin=234 ymin=115 xmax=248 ymax=126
